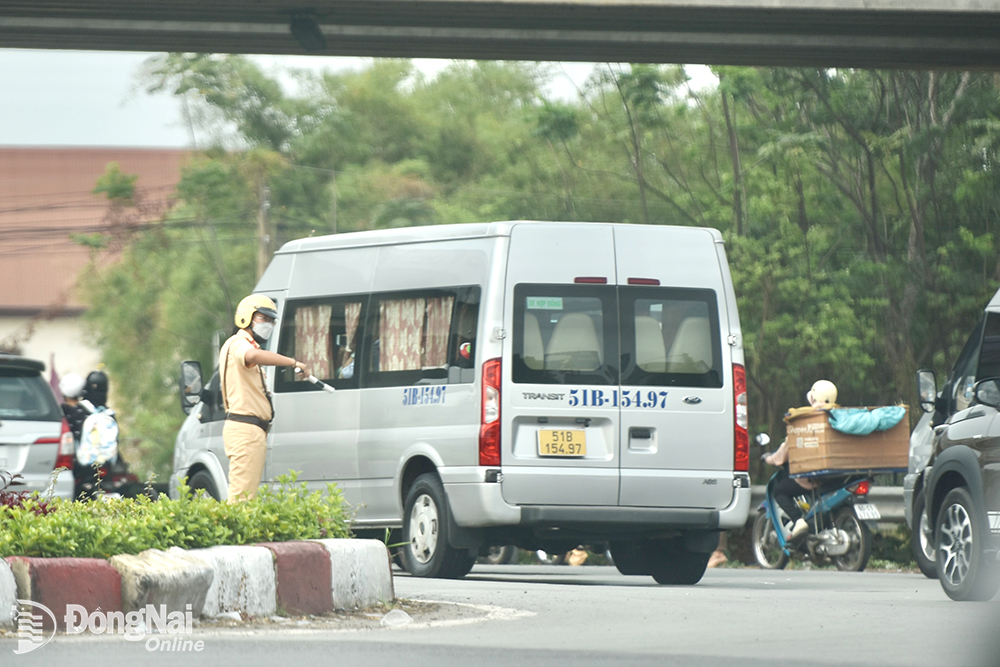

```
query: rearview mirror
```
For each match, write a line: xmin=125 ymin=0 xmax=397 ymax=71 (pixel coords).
xmin=180 ymin=361 xmax=204 ymax=415
xmin=917 ymin=369 xmax=937 ymax=414
xmin=974 ymin=378 xmax=1000 ymax=409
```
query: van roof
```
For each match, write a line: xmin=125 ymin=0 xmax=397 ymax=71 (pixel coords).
xmin=275 ymin=221 xmax=723 ymax=255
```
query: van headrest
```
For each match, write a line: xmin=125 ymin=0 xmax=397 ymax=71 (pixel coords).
xmin=545 ymin=312 xmax=602 ymax=371
xmin=635 ymin=315 xmax=667 ymax=373
xmin=665 ymin=316 xmax=712 ymax=374
xmin=523 ymin=313 xmax=544 ymax=369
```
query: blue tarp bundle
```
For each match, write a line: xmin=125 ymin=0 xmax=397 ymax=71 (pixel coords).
xmin=828 ymin=406 xmax=907 ymax=435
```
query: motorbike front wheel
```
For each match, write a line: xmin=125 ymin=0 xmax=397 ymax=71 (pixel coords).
xmin=752 ymin=510 xmax=789 ymax=570
xmin=831 ymin=507 xmax=872 ymax=572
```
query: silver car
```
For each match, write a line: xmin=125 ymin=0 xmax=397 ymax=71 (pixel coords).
xmin=0 ymin=354 xmax=74 ymax=498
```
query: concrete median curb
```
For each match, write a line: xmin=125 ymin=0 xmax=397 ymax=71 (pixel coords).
xmin=187 ymin=545 xmax=278 ymax=618
xmin=258 ymin=541 xmax=333 ymax=616
xmin=109 ymin=548 xmax=215 ymax=615
xmin=0 ymin=539 xmax=394 ymax=627
xmin=313 ymin=539 xmax=395 ymax=610
xmin=6 ymin=556 xmax=122 ymax=629
xmin=0 ymin=558 xmax=16 ymax=628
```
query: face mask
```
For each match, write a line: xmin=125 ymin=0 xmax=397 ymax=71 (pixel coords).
xmin=252 ymin=321 xmax=274 ymax=341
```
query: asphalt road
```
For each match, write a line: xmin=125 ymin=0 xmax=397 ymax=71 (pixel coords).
xmin=3 ymin=564 xmax=998 ymax=667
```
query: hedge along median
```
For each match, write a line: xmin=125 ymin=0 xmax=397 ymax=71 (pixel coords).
xmin=0 ymin=474 xmax=393 ymax=628
xmin=0 ymin=474 xmax=351 ymax=558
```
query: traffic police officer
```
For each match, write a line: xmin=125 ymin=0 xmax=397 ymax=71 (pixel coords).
xmin=220 ymin=294 xmax=308 ymax=501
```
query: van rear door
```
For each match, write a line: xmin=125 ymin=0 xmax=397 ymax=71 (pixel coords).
xmin=614 ymin=226 xmax=735 ymax=509
xmin=501 ymin=223 xmax=620 ymax=506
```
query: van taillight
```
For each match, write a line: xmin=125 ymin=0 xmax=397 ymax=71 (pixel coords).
xmin=36 ymin=419 xmax=75 ymax=471
xmin=733 ymin=364 xmax=748 ymax=472
xmin=480 ymin=358 xmax=501 ymax=466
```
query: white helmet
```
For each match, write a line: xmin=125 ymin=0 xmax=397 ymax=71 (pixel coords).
xmin=59 ymin=373 xmax=86 ymax=399
xmin=808 ymin=379 xmax=838 ymax=407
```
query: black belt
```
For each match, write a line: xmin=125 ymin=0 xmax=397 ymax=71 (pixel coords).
xmin=225 ymin=413 xmax=271 ymax=433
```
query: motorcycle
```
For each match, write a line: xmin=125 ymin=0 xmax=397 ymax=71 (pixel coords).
xmin=752 ymin=434 xmax=876 ymax=572
xmin=73 ymin=399 xmax=153 ymax=500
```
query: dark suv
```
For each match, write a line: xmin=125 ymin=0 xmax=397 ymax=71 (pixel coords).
xmin=912 ymin=289 xmax=1000 ymax=600
xmin=0 ymin=354 xmax=74 ymax=498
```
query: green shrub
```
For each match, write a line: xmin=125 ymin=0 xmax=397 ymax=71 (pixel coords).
xmin=0 ymin=474 xmax=352 ymax=559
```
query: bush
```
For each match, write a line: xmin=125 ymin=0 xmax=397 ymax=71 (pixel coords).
xmin=0 ymin=473 xmax=352 ymax=559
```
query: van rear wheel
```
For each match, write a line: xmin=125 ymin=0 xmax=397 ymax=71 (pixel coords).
xmin=648 ymin=540 xmax=711 ymax=585
xmin=401 ymin=473 xmax=476 ymax=579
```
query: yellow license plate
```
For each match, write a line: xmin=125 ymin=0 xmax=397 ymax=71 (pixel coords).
xmin=537 ymin=430 xmax=587 ymax=457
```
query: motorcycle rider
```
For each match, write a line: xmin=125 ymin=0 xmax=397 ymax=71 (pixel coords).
xmin=763 ymin=380 xmax=839 ymax=539
xmin=58 ymin=373 xmax=88 ymax=442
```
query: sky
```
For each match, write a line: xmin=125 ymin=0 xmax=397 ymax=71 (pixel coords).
xmin=0 ymin=49 xmax=714 ymax=148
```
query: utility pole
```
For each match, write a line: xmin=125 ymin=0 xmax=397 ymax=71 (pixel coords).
xmin=331 ymin=170 xmax=338 ymax=234
xmin=257 ymin=183 xmax=271 ymax=279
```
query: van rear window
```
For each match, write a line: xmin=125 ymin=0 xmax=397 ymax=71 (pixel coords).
xmin=512 ymin=284 xmax=618 ymax=386
xmin=620 ymin=287 xmax=723 ymax=388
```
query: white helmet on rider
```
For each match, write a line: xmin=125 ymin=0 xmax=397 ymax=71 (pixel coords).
xmin=807 ymin=379 xmax=838 ymax=407
xmin=59 ymin=373 xmax=86 ymax=399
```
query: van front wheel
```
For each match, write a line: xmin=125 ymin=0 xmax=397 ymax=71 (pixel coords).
xmin=401 ymin=473 xmax=475 ymax=579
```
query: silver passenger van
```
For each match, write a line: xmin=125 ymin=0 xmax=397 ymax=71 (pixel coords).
xmin=172 ymin=221 xmax=751 ymax=582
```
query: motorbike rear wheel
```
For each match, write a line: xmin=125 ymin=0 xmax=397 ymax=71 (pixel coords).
xmin=831 ymin=507 xmax=872 ymax=572
xmin=752 ymin=509 xmax=789 ymax=570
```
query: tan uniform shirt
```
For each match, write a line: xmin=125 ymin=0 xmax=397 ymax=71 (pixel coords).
xmin=220 ymin=329 xmax=272 ymax=421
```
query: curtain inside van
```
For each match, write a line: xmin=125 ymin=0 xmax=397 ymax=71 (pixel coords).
xmin=295 ymin=305 xmax=333 ymax=380
xmin=380 ymin=296 xmax=454 ymax=371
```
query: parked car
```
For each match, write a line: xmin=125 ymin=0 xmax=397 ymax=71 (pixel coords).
xmin=173 ymin=221 xmax=752 ymax=584
xmin=912 ymin=286 xmax=1000 ymax=599
xmin=0 ymin=354 xmax=74 ymax=498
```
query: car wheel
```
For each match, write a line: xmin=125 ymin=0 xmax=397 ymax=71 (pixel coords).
xmin=911 ymin=490 xmax=938 ymax=579
xmin=648 ymin=541 xmax=711 ymax=585
xmin=400 ymin=473 xmax=476 ymax=579
xmin=935 ymin=487 xmax=1000 ymax=601
xmin=831 ymin=507 xmax=872 ymax=572
xmin=609 ymin=540 xmax=651 ymax=575
xmin=752 ymin=510 xmax=789 ymax=570
xmin=481 ymin=545 xmax=519 ymax=565
xmin=188 ymin=471 xmax=220 ymax=500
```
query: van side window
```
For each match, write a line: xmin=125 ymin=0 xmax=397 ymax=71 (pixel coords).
xmin=620 ymin=288 xmax=723 ymax=388
xmin=976 ymin=313 xmax=1000 ymax=381
xmin=947 ymin=316 xmax=984 ymax=413
xmin=274 ymin=298 xmax=365 ymax=392
xmin=201 ymin=371 xmax=225 ymax=422
xmin=512 ymin=284 xmax=618 ymax=386
xmin=362 ymin=287 xmax=481 ymax=388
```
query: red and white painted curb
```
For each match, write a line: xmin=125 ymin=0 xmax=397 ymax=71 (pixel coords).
xmin=0 ymin=539 xmax=394 ymax=628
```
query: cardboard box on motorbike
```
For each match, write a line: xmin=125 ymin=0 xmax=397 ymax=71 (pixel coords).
xmin=785 ymin=407 xmax=910 ymax=476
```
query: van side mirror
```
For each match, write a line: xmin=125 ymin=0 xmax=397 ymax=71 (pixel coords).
xmin=180 ymin=361 xmax=204 ymax=415
xmin=974 ymin=378 xmax=1000 ymax=409
xmin=917 ymin=369 xmax=937 ymax=414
